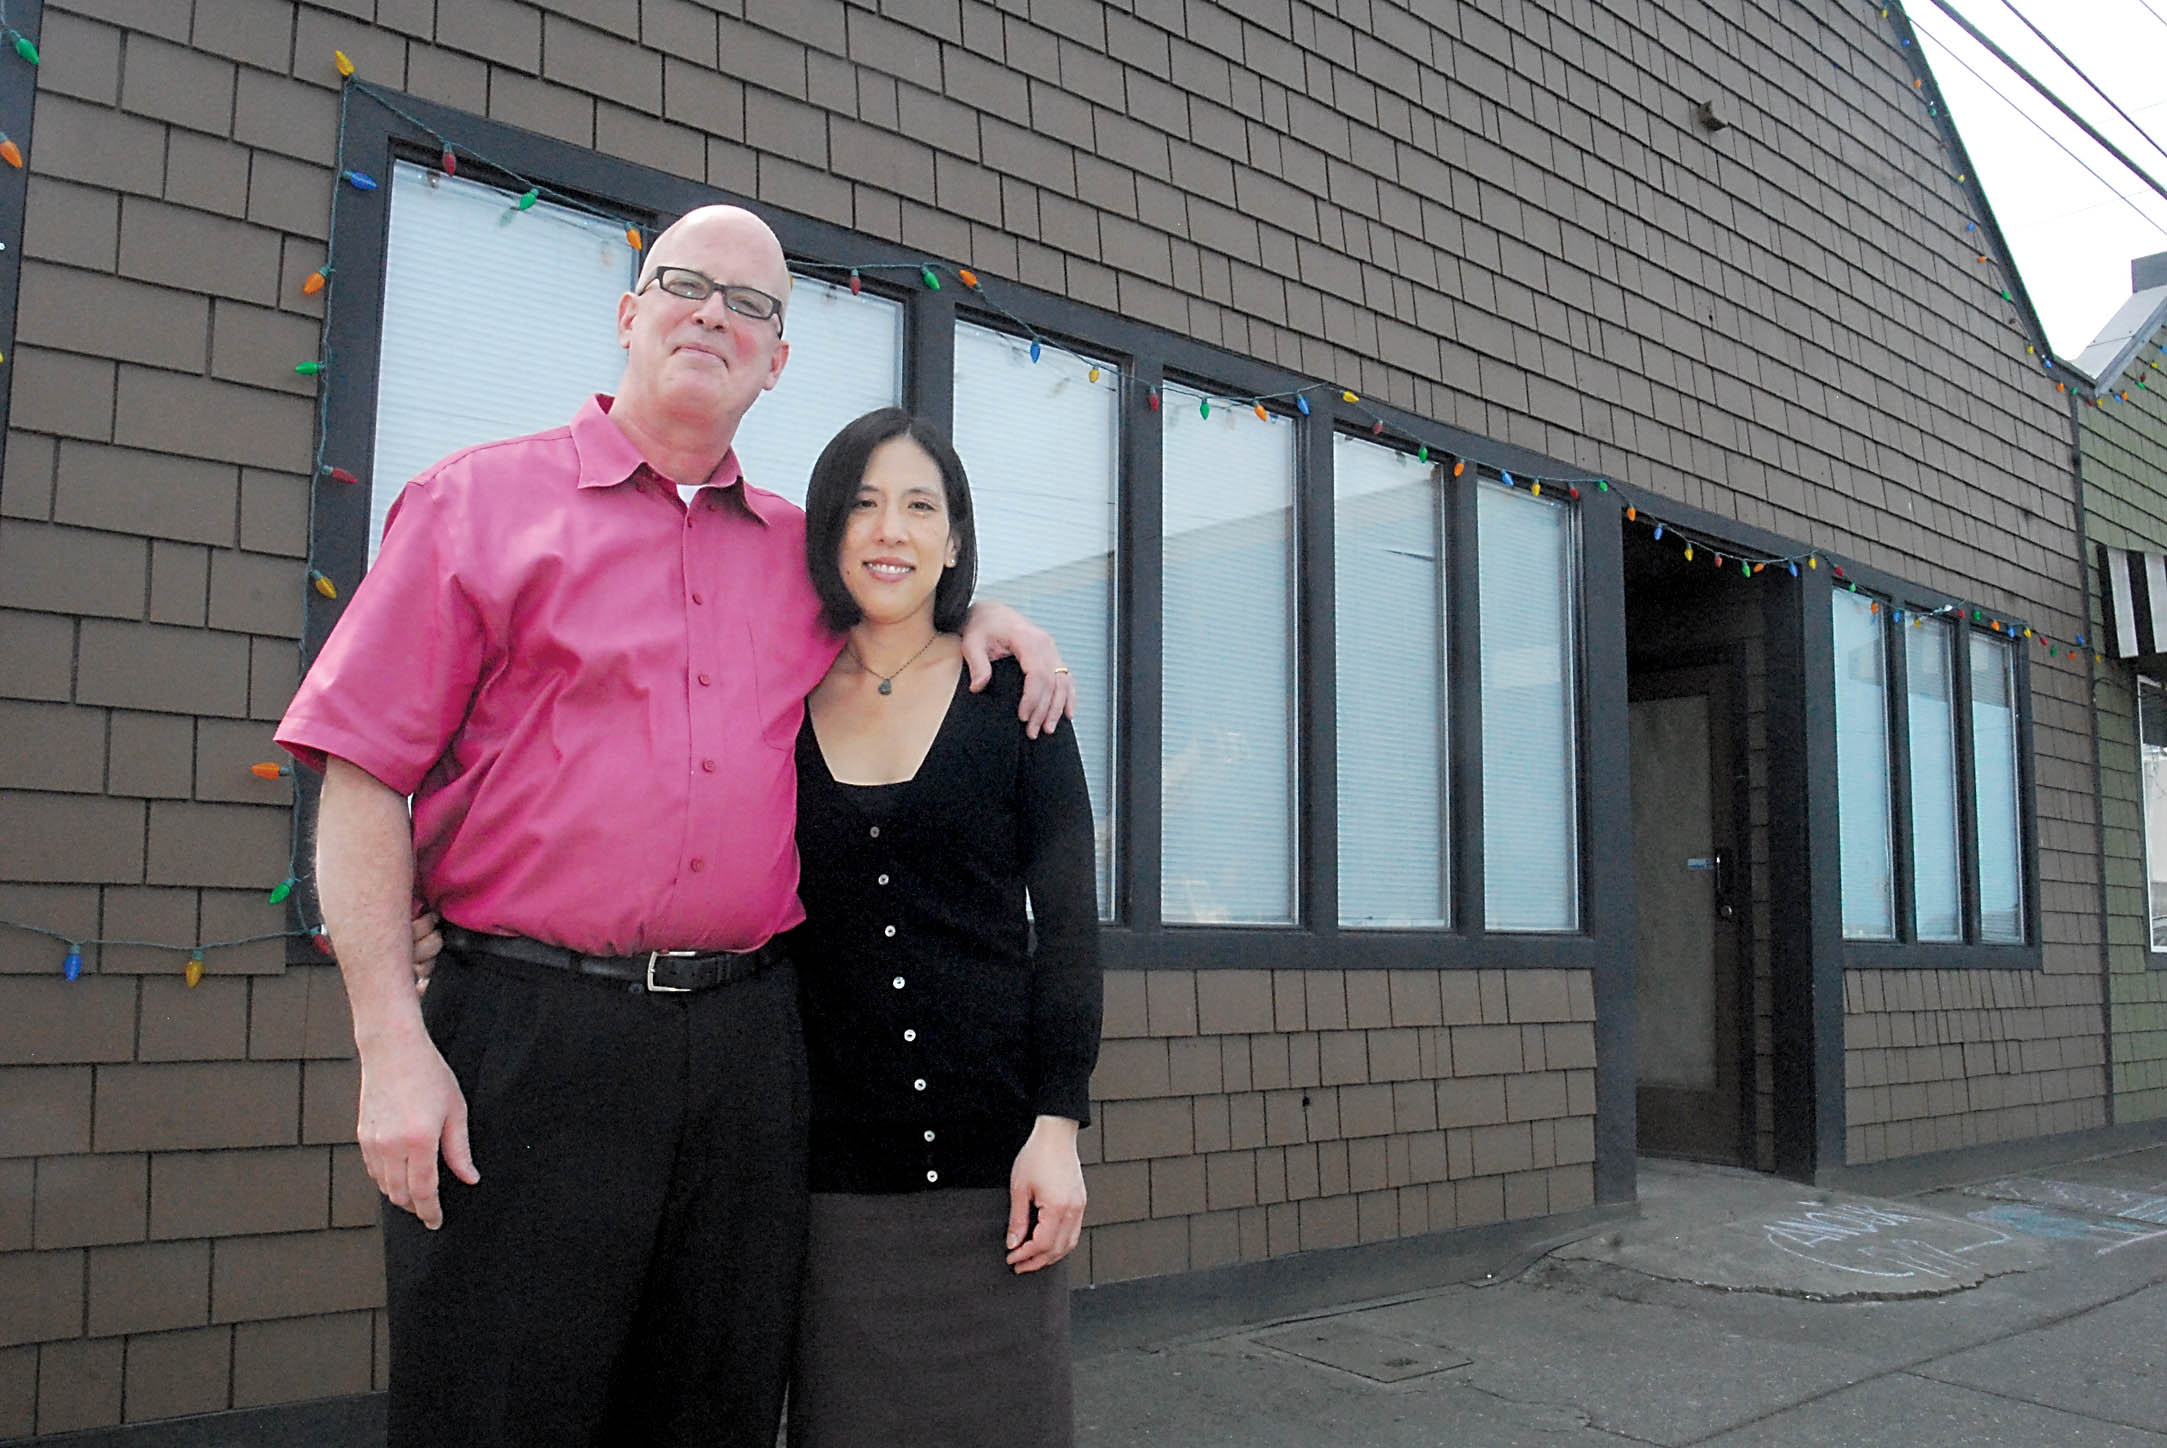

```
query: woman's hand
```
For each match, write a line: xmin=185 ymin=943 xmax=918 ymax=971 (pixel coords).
xmin=410 ymin=911 xmax=443 ymax=996
xmin=960 ymin=600 xmax=1075 ymax=738
xmin=1005 ymin=1116 xmax=1086 ymax=1273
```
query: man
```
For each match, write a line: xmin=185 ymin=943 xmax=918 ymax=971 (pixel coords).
xmin=277 ymin=205 xmax=1071 ymax=1446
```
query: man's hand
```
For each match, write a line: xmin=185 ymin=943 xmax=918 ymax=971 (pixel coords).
xmin=411 ymin=911 xmax=442 ymax=995
xmin=960 ymin=599 xmax=1075 ymax=738
xmin=1004 ymin=1116 xmax=1086 ymax=1273
xmin=357 ymin=1025 xmax=478 ymax=1231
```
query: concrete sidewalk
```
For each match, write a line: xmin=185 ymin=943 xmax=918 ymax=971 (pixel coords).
xmin=1073 ymin=1145 xmax=2167 ymax=1446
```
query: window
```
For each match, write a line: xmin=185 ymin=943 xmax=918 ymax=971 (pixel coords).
xmin=2141 ymin=677 xmax=2167 ymax=950
xmin=1479 ymin=481 xmax=1580 ymax=933
xmin=1834 ymin=591 xmax=1896 ymax=939
xmin=731 ymin=273 xmax=904 ymax=506
xmin=951 ymin=323 xmax=1119 ymax=916
xmin=324 ymin=103 xmax=1605 ymax=969
xmin=1833 ymin=594 xmax=2032 ymax=951
xmin=1971 ymin=635 xmax=2024 ymax=944
xmin=1160 ymin=387 xmax=1297 ymax=925
xmin=370 ymin=163 xmax=632 ymax=560
xmin=1906 ymin=617 xmax=1963 ymax=941
xmin=1334 ymin=436 xmax=1447 ymax=928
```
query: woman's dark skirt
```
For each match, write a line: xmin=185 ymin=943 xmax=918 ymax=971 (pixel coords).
xmin=788 ymin=1187 xmax=1073 ymax=1448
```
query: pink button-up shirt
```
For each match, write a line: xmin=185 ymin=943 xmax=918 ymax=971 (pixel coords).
xmin=277 ymin=396 xmax=842 ymax=955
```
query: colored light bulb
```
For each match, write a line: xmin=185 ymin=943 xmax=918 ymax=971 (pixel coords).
xmin=302 ymin=267 xmax=329 ymax=297
xmin=1341 ymin=390 xmax=1359 ymax=403
xmin=441 ymin=149 xmax=456 ymax=176
xmin=250 ymin=761 xmax=290 ymax=780
xmin=342 ymin=169 xmax=378 ymax=190
xmin=334 ymin=49 xmax=355 ymax=77
xmin=958 ymin=269 xmax=978 ymax=288
xmin=1147 ymin=388 xmax=1159 ymax=411
xmin=1296 ymin=394 xmax=1310 ymax=416
xmin=294 ymin=360 xmax=325 ymax=376
xmin=268 ymin=876 xmax=297 ymax=906
xmin=1029 ymin=340 xmax=1042 ymax=363
xmin=1200 ymin=398 xmax=1210 ymax=419
xmin=14 ymin=33 xmax=38 ymax=64
xmin=309 ymin=569 xmax=338 ymax=599
xmin=848 ymin=269 xmax=862 ymax=296
xmin=0 ymin=136 xmax=21 ymax=169
xmin=919 ymin=265 xmax=940 ymax=290
xmin=625 ymin=227 xmax=643 ymax=251
xmin=1254 ymin=403 xmax=1267 ymax=421
xmin=1088 ymin=367 xmax=1100 ymax=383
xmin=320 ymin=464 xmax=358 ymax=485
xmin=185 ymin=954 xmax=205 ymax=988
xmin=63 ymin=946 xmax=82 ymax=980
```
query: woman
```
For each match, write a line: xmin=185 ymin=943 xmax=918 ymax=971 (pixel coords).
xmin=787 ymin=407 xmax=1102 ymax=1447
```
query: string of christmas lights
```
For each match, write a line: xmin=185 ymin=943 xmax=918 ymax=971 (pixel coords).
xmin=0 ymin=918 xmax=333 ymax=986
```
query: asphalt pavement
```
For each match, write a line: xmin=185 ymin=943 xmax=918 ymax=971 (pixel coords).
xmin=1072 ymin=1144 xmax=2167 ymax=1446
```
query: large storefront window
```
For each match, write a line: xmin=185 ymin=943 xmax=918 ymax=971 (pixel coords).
xmin=1159 ymin=389 xmax=1297 ymax=926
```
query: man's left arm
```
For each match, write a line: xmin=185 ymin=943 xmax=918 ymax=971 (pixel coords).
xmin=960 ymin=600 xmax=1075 ymax=737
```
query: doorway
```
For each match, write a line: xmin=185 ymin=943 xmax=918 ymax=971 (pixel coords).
xmin=1628 ymin=665 xmax=1749 ymax=1164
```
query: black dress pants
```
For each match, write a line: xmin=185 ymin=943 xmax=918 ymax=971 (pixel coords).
xmin=382 ymin=946 xmax=809 ymax=1447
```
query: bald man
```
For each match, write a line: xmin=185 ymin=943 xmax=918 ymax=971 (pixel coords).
xmin=278 ymin=207 xmax=1072 ymax=1446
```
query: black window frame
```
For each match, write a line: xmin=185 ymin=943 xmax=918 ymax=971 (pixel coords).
xmin=1831 ymin=572 xmax=2044 ymax=970
xmin=296 ymin=87 xmax=1631 ymax=979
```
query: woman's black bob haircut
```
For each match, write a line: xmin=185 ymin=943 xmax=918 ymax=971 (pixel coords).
xmin=803 ymin=407 xmax=978 ymax=635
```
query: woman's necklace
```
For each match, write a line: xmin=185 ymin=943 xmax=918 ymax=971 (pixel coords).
xmin=848 ymin=633 xmax=939 ymax=695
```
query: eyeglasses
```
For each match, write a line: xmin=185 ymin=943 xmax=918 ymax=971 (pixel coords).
xmin=638 ymin=266 xmax=786 ymax=336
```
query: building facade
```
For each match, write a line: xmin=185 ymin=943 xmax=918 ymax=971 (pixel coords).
xmin=0 ymin=0 xmax=2126 ymax=1437
xmin=2077 ymin=255 xmax=2167 ymax=1127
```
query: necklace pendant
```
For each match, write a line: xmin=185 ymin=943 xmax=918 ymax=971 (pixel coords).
xmin=878 ymin=678 xmax=893 ymax=696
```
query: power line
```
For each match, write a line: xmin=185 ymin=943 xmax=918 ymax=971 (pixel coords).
xmin=1994 ymin=0 xmax=2167 ymax=169
xmin=2138 ymin=0 xmax=2167 ymax=40
xmin=1926 ymin=0 xmax=2167 ymax=208
xmin=1913 ymin=22 xmax=2167 ymax=242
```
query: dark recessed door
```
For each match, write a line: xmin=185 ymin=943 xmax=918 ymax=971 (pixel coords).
xmin=1629 ymin=665 xmax=1748 ymax=1164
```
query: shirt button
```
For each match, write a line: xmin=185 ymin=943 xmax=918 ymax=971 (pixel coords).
xmin=685 ymin=513 xmax=695 ymax=529
xmin=689 ymin=858 xmax=705 ymax=873
xmin=883 ymin=925 xmax=896 ymax=938
xmin=924 ymin=1129 xmax=936 ymax=1142
xmin=903 ymin=1029 xmax=916 ymax=1042
xmin=691 ymin=592 xmax=705 ymax=605
xmin=869 ymin=826 xmax=880 ymax=839
xmin=698 ymin=673 xmax=712 ymax=686
xmin=892 ymin=976 xmax=905 ymax=989
xmin=913 ymin=1079 xmax=926 ymax=1091
xmin=926 ymin=1170 xmax=939 ymax=1184
xmin=877 ymin=874 xmax=890 ymax=886
xmin=701 ymin=758 xmax=717 ymax=773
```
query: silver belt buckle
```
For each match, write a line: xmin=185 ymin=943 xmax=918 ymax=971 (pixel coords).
xmin=644 ymin=949 xmax=700 ymax=993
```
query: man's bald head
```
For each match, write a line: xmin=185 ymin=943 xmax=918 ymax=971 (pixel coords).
xmin=637 ymin=205 xmax=792 ymax=318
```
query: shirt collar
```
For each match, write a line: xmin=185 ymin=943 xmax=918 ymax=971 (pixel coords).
xmin=573 ymin=394 xmax=769 ymax=524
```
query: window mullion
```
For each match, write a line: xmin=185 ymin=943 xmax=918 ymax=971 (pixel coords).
xmin=1121 ymin=358 xmax=1164 ymax=932
xmin=1885 ymin=606 xmax=1917 ymax=943
xmin=1953 ymin=620 xmax=1983 ymax=944
xmin=1447 ymin=467 xmax=1485 ymax=940
xmin=1299 ymin=410 xmax=1336 ymax=934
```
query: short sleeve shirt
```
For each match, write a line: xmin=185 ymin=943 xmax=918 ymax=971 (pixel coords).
xmin=276 ymin=395 xmax=842 ymax=955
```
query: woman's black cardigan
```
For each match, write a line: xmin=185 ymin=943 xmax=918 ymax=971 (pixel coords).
xmin=789 ymin=658 xmax=1103 ymax=1193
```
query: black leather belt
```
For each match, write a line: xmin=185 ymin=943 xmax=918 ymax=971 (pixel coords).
xmin=441 ymin=924 xmax=781 ymax=993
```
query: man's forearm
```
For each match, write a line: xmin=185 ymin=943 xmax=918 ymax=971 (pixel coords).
xmin=317 ymin=757 xmax=428 ymax=1052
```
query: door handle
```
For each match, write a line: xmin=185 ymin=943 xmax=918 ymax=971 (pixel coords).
xmin=1685 ymin=851 xmax=1735 ymax=918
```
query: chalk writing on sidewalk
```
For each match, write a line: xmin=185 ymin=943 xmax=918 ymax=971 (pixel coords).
xmin=1757 ymin=1201 xmax=2018 ymax=1281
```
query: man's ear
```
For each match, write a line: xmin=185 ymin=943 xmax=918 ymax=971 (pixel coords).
xmin=616 ymin=290 xmax=638 ymax=348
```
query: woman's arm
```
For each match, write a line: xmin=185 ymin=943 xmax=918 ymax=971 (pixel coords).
xmin=1005 ymin=715 xmax=1103 ymax=1271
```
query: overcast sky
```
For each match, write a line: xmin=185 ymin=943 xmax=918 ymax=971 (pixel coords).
xmin=1905 ymin=0 xmax=2167 ymax=361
